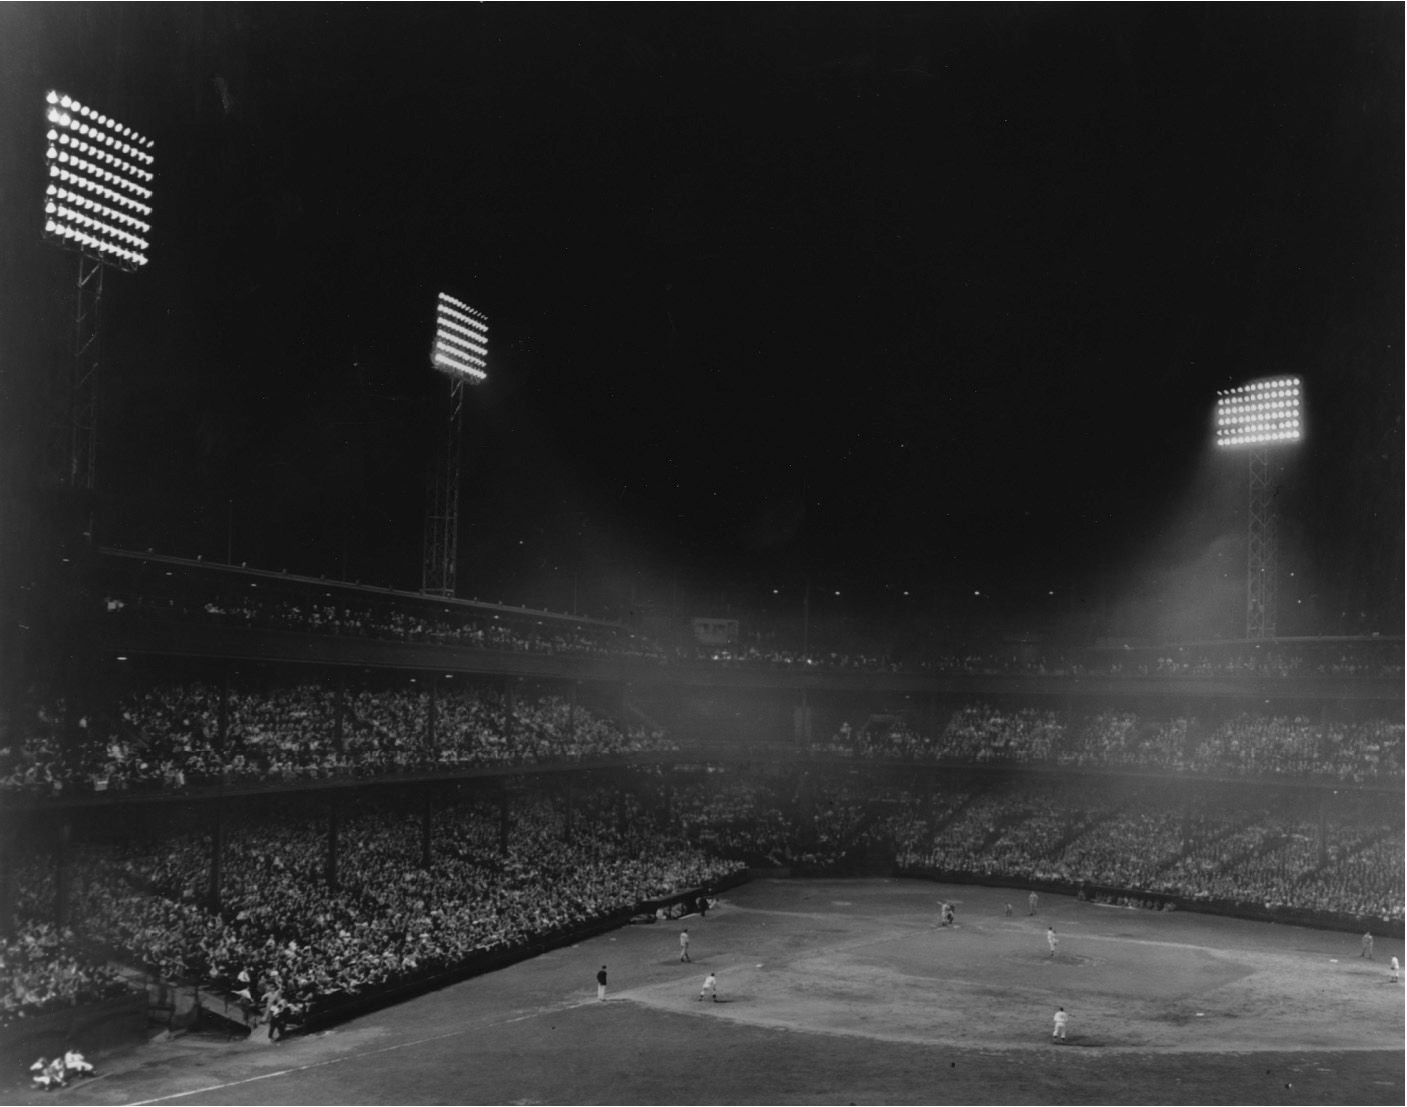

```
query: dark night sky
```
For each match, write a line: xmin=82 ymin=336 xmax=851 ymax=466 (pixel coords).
xmin=0 ymin=4 xmax=1401 ymax=639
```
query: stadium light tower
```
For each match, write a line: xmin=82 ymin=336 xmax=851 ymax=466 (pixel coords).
xmin=1214 ymin=376 xmax=1303 ymax=640
xmin=422 ymin=292 xmax=489 ymax=596
xmin=41 ymin=89 xmax=155 ymax=496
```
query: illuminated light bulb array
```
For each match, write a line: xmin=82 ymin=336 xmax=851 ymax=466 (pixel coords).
xmin=1214 ymin=376 xmax=1303 ymax=447
xmin=41 ymin=90 xmax=155 ymax=270
xmin=432 ymin=292 xmax=489 ymax=382
xmin=46 ymin=185 xmax=150 ymax=235
xmin=47 ymin=166 xmax=152 ymax=216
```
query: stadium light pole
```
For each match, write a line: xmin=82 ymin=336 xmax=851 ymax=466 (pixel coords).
xmin=41 ymin=89 xmax=156 ymax=502
xmin=30 ymin=91 xmax=154 ymax=920
xmin=1213 ymin=376 xmax=1303 ymax=640
xmin=422 ymin=292 xmax=488 ymax=597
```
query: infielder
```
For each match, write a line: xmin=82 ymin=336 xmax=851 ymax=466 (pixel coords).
xmin=698 ymin=971 xmax=718 ymax=1002
xmin=1047 ymin=926 xmax=1058 ymax=958
xmin=1052 ymin=1007 xmax=1068 ymax=1041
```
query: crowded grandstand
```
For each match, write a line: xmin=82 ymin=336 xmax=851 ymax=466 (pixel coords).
xmin=1 ymin=550 xmax=1400 ymax=1047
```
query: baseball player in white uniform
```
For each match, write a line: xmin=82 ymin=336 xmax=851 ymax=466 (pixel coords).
xmin=698 ymin=971 xmax=718 ymax=1001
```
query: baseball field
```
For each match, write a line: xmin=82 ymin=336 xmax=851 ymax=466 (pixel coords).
xmin=7 ymin=877 xmax=1403 ymax=1105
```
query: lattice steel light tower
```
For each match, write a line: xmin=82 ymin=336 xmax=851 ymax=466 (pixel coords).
xmin=422 ymin=293 xmax=488 ymax=596
xmin=41 ymin=89 xmax=155 ymax=496
xmin=1214 ymin=376 xmax=1303 ymax=639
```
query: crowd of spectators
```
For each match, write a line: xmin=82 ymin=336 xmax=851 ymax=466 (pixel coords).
xmin=97 ymin=556 xmax=1402 ymax=680
xmin=8 ymin=789 xmax=743 ymax=1032
xmin=7 ymin=689 xmax=1400 ymax=798
xmin=670 ymin=775 xmax=927 ymax=873
xmin=103 ymin=588 xmax=667 ymax=663
xmin=1116 ymin=649 xmax=1403 ymax=679
xmin=658 ymin=641 xmax=1407 ymax=678
xmin=663 ymin=772 xmax=1402 ymax=923
xmin=813 ymin=705 xmax=1403 ymax=783
xmin=683 ymin=644 xmax=888 ymax=670
xmin=678 ymin=641 xmax=1405 ymax=678
xmin=910 ymin=785 xmax=1402 ymax=923
xmin=672 ymin=778 xmax=795 ymax=866
xmin=0 ymin=921 xmax=134 ymax=1028
xmin=0 ymin=685 xmax=677 ymax=795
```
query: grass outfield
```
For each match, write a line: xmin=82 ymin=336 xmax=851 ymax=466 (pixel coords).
xmin=8 ymin=878 xmax=1403 ymax=1106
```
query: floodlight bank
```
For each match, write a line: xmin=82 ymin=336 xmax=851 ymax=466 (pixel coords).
xmin=1214 ymin=376 xmax=1302 ymax=448
xmin=432 ymin=292 xmax=489 ymax=382
xmin=42 ymin=90 xmax=155 ymax=270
